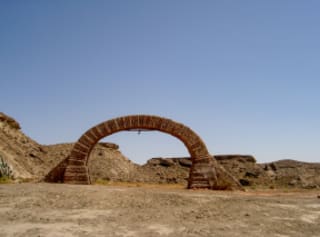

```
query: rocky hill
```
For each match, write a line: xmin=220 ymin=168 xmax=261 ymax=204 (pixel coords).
xmin=137 ymin=155 xmax=320 ymax=189
xmin=0 ymin=112 xmax=138 ymax=182
xmin=0 ymin=112 xmax=319 ymax=189
xmin=0 ymin=112 xmax=47 ymax=179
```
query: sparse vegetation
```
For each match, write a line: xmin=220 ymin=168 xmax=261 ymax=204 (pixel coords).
xmin=0 ymin=155 xmax=13 ymax=182
xmin=0 ymin=176 xmax=12 ymax=184
xmin=94 ymin=179 xmax=185 ymax=189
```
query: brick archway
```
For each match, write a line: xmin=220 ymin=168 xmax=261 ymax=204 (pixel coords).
xmin=63 ymin=115 xmax=241 ymax=189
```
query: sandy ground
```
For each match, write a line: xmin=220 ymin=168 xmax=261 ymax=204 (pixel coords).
xmin=0 ymin=183 xmax=319 ymax=237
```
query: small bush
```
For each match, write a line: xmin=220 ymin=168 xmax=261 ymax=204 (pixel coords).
xmin=95 ymin=178 xmax=110 ymax=185
xmin=0 ymin=176 xmax=11 ymax=184
xmin=0 ymin=155 xmax=13 ymax=179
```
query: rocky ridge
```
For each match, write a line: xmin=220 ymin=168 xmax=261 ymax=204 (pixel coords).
xmin=0 ymin=112 xmax=319 ymax=189
xmin=0 ymin=112 xmax=137 ymax=182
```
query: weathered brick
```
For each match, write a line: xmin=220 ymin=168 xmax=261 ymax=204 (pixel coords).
xmin=55 ymin=115 xmax=241 ymax=190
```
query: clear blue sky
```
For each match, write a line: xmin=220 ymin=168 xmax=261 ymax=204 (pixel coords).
xmin=1 ymin=1 xmax=319 ymax=164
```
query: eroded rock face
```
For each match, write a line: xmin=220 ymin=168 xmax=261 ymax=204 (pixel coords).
xmin=216 ymin=157 xmax=320 ymax=189
xmin=140 ymin=156 xmax=320 ymax=189
xmin=0 ymin=112 xmax=44 ymax=179
xmin=0 ymin=112 xmax=21 ymax=130
xmin=0 ymin=112 xmax=133 ymax=182
xmin=260 ymin=160 xmax=320 ymax=189
xmin=215 ymin=155 xmax=256 ymax=163
xmin=44 ymin=143 xmax=136 ymax=183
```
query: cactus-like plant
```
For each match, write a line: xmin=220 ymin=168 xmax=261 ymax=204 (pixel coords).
xmin=0 ymin=155 xmax=13 ymax=178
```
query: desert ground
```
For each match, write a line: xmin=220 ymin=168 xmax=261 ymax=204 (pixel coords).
xmin=0 ymin=183 xmax=319 ymax=237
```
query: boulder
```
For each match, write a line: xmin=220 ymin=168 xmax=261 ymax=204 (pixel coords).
xmin=178 ymin=158 xmax=192 ymax=167
xmin=99 ymin=142 xmax=119 ymax=150
xmin=215 ymin=155 xmax=256 ymax=163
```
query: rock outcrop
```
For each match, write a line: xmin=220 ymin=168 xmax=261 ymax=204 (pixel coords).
xmin=260 ymin=160 xmax=320 ymax=189
xmin=0 ymin=112 xmax=21 ymax=130
xmin=138 ymin=156 xmax=320 ymax=189
xmin=0 ymin=112 xmax=46 ymax=179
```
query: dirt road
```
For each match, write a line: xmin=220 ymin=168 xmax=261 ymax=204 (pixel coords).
xmin=0 ymin=183 xmax=319 ymax=237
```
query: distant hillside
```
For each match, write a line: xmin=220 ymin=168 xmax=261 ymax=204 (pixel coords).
xmin=0 ymin=112 xmax=319 ymax=189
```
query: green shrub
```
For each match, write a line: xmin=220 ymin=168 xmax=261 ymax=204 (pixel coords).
xmin=0 ymin=176 xmax=11 ymax=184
xmin=0 ymin=155 xmax=13 ymax=179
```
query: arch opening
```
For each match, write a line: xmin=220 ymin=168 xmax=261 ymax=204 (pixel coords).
xmin=99 ymin=130 xmax=189 ymax=165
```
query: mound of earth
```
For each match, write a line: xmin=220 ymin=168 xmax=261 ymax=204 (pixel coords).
xmin=0 ymin=112 xmax=319 ymax=189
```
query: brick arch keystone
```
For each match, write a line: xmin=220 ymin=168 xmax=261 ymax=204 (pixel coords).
xmin=63 ymin=115 xmax=242 ymax=190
